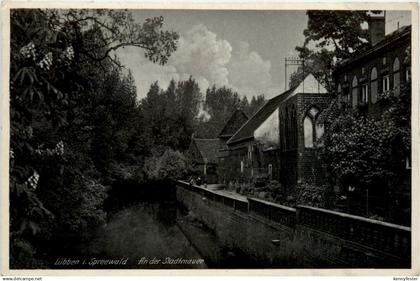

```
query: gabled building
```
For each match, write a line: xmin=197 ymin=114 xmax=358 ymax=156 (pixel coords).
xmin=225 ymin=74 xmax=331 ymax=188
xmin=278 ymin=74 xmax=331 ymax=188
xmin=187 ymin=109 xmax=249 ymax=184
xmin=216 ymin=109 xmax=249 ymax=183
xmin=225 ymin=89 xmax=291 ymax=184
xmin=187 ymin=138 xmax=222 ymax=184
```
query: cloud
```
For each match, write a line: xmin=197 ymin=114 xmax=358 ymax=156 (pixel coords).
xmin=172 ymin=24 xmax=232 ymax=88
xmin=117 ymin=24 xmax=280 ymax=100
xmin=228 ymin=41 xmax=273 ymax=98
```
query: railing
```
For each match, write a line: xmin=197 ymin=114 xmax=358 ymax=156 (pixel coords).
xmin=177 ymin=181 xmax=411 ymax=260
xmin=297 ymin=205 xmax=411 ymax=258
xmin=177 ymin=180 xmax=248 ymax=214
xmin=248 ymin=197 xmax=296 ymax=227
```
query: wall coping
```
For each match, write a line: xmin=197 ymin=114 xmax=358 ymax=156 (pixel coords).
xmin=177 ymin=180 xmax=248 ymax=203
xmin=298 ymin=205 xmax=411 ymax=232
xmin=248 ymin=197 xmax=296 ymax=212
xmin=177 ymin=181 xmax=410 ymax=232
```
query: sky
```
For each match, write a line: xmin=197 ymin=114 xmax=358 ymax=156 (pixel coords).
xmin=116 ymin=10 xmax=411 ymax=101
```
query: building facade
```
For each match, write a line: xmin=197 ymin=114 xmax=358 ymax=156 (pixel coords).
xmin=187 ymin=138 xmax=222 ymax=184
xmin=225 ymin=74 xmax=331 ymax=188
xmin=333 ymin=19 xmax=411 ymax=224
xmin=334 ymin=25 xmax=411 ymax=117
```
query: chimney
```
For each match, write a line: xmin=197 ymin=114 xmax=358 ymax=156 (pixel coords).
xmin=368 ymin=14 xmax=385 ymax=46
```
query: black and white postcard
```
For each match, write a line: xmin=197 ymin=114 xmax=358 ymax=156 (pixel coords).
xmin=0 ymin=1 xmax=419 ymax=276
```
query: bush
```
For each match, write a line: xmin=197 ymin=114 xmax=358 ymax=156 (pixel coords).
xmin=143 ymin=149 xmax=188 ymax=181
xmin=294 ymin=182 xmax=331 ymax=208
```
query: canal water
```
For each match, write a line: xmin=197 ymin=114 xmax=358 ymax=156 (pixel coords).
xmin=80 ymin=201 xmax=207 ymax=269
xmin=67 ymin=181 xmax=257 ymax=269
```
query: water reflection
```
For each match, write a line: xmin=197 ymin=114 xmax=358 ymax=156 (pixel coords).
xmin=82 ymin=202 xmax=207 ymax=269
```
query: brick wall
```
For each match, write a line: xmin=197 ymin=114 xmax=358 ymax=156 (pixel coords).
xmin=176 ymin=181 xmax=411 ymax=268
xmin=278 ymin=94 xmax=332 ymax=187
xmin=334 ymin=32 xmax=410 ymax=115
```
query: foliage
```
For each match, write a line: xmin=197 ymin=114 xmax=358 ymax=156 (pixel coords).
xmin=291 ymin=11 xmax=378 ymax=91
xmin=300 ymin=11 xmax=373 ymax=60
xmin=294 ymin=182 xmax=332 ymax=208
xmin=196 ymin=85 xmax=265 ymax=138
xmin=237 ymin=180 xmax=333 ymax=209
xmin=143 ymin=150 xmax=188 ymax=181
xmin=322 ymin=84 xmax=411 ymax=191
xmin=140 ymin=77 xmax=203 ymax=153
xmin=10 ymin=9 xmax=178 ymax=267
xmin=289 ymin=49 xmax=335 ymax=92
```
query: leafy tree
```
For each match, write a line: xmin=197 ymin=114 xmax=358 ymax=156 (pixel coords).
xmin=143 ymin=150 xmax=188 ymax=181
xmin=139 ymin=77 xmax=203 ymax=153
xmin=321 ymin=82 xmax=411 ymax=219
xmin=289 ymin=49 xmax=335 ymax=92
xmin=291 ymin=11 xmax=378 ymax=91
xmin=10 ymin=9 xmax=178 ymax=267
xmin=90 ymin=69 xmax=138 ymax=177
xmin=299 ymin=11 xmax=373 ymax=60
xmin=193 ymin=85 xmax=266 ymax=138
xmin=174 ymin=77 xmax=203 ymax=149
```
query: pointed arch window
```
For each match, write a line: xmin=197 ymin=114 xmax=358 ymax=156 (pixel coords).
xmin=304 ymin=116 xmax=314 ymax=148
xmin=303 ymin=107 xmax=324 ymax=148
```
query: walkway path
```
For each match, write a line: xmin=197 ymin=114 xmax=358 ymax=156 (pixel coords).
xmin=195 ymin=183 xmax=248 ymax=202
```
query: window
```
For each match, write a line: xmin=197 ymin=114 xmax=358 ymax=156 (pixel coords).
xmin=337 ymin=83 xmax=343 ymax=107
xmin=268 ymin=164 xmax=273 ymax=179
xmin=304 ymin=116 xmax=314 ymax=148
xmin=303 ymin=107 xmax=324 ymax=148
xmin=362 ymin=67 xmax=365 ymax=75
xmin=247 ymin=145 xmax=252 ymax=161
xmin=371 ymin=67 xmax=378 ymax=104
xmin=315 ymin=123 xmax=324 ymax=146
xmin=406 ymin=155 xmax=411 ymax=170
xmin=393 ymin=57 xmax=400 ymax=96
xmin=361 ymin=84 xmax=369 ymax=104
xmin=240 ymin=161 xmax=244 ymax=173
xmin=291 ymin=106 xmax=297 ymax=148
xmin=382 ymin=57 xmax=387 ymax=65
xmin=343 ymin=87 xmax=350 ymax=104
xmin=382 ymin=75 xmax=390 ymax=92
xmin=352 ymin=76 xmax=358 ymax=108
xmin=406 ymin=67 xmax=411 ymax=82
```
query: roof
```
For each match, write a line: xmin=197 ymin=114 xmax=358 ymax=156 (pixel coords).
xmin=227 ymin=74 xmax=327 ymax=145
xmin=218 ymin=109 xmax=249 ymax=139
xmin=335 ymin=25 xmax=411 ymax=72
xmin=191 ymin=138 xmax=221 ymax=164
xmin=226 ymin=88 xmax=294 ymax=145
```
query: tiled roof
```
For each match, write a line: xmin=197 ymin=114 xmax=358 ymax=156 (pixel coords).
xmin=336 ymin=25 xmax=411 ymax=71
xmin=218 ymin=109 xmax=249 ymax=139
xmin=192 ymin=138 xmax=222 ymax=164
xmin=226 ymin=88 xmax=295 ymax=145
